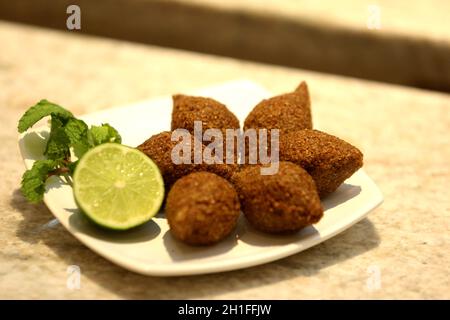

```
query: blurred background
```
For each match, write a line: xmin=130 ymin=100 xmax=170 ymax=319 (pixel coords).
xmin=0 ymin=0 xmax=449 ymax=92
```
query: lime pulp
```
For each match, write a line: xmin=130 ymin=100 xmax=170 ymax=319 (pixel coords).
xmin=73 ymin=143 xmax=164 ymax=230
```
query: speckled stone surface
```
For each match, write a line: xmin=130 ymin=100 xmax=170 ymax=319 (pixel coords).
xmin=0 ymin=22 xmax=449 ymax=299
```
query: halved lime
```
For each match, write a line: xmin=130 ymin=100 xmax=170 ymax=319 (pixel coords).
xmin=73 ymin=143 xmax=164 ymax=230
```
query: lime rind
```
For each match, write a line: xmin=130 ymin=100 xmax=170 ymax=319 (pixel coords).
xmin=73 ymin=143 xmax=164 ymax=230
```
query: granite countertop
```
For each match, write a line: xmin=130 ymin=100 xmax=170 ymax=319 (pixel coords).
xmin=0 ymin=21 xmax=449 ymax=299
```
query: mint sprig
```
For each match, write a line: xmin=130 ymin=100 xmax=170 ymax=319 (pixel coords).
xmin=18 ymin=100 xmax=122 ymax=203
xmin=20 ymin=159 xmax=60 ymax=203
xmin=18 ymin=100 xmax=73 ymax=133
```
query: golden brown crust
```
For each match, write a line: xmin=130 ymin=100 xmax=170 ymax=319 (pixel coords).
xmin=166 ymin=172 xmax=241 ymax=245
xmin=243 ymin=81 xmax=312 ymax=135
xmin=137 ymin=131 xmax=237 ymax=190
xmin=279 ymin=129 xmax=363 ymax=197
xmin=231 ymin=161 xmax=323 ymax=234
xmin=171 ymin=94 xmax=240 ymax=135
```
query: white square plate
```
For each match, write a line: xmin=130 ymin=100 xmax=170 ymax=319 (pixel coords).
xmin=18 ymin=80 xmax=383 ymax=276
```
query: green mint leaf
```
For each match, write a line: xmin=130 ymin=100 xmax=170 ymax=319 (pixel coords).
xmin=18 ymin=100 xmax=73 ymax=133
xmin=64 ymin=118 xmax=88 ymax=144
xmin=87 ymin=123 xmax=122 ymax=146
xmin=65 ymin=118 xmax=89 ymax=158
xmin=44 ymin=116 xmax=70 ymax=160
xmin=20 ymin=159 xmax=58 ymax=203
xmin=72 ymin=142 xmax=89 ymax=159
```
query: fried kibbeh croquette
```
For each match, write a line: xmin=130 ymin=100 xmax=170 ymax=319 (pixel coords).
xmin=166 ymin=172 xmax=241 ymax=245
xmin=171 ymin=94 xmax=240 ymax=163
xmin=137 ymin=131 xmax=236 ymax=190
xmin=231 ymin=161 xmax=323 ymax=234
xmin=244 ymin=81 xmax=312 ymax=135
xmin=279 ymin=129 xmax=363 ymax=197
xmin=171 ymin=94 xmax=240 ymax=135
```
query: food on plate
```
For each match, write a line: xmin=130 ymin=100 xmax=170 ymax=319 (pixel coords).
xmin=137 ymin=131 xmax=237 ymax=190
xmin=231 ymin=161 xmax=323 ymax=234
xmin=19 ymin=80 xmax=366 ymax=246
xmin=171 ymin=94 xmax=241 ymax=163
xmin=171 ymin=94 xmax=240 ymax=135
xmin=279 ymin=129 xmax=363 ymax=197
xmin=73 ymin=143 xmax=164 ymax=230
xmin=166 ymin=172 xmax=240 ymax=245
xmin=243 ymin=81 xmax=312 ymax=135
xmin=241 ymin=81 xmax=312 ymax=163
xmin=137 ymin=131 xmax=197 ymax=189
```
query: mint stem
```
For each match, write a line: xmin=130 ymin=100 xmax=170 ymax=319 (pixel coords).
xmin=47 ymin=167 xmax=70 ymax=178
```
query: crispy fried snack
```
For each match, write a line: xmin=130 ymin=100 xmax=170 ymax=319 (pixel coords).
xmin=171 ymin=94 xmax=240 ymax=135
xmin=166 ymin=172 xmax=240 ymax=245
xmin=137 ymin=131 xmax=237 ymax=190
xmin=244 ymin=81 xmax=312 ymax=134
xmin=231 ymin=161 xmax=323 ymax=233
xmin=279 ymin=129 xmax=363 ymax=197
xmin=171 ymin=94 xmax=240 ymax=163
